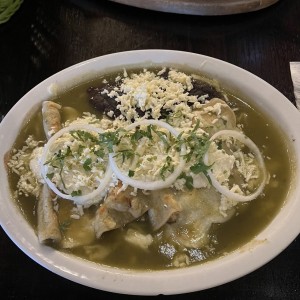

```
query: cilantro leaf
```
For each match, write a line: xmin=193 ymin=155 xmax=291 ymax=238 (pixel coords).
xmin=71 ymin=190 xmax=82 ymax=197
xmin=128 ymin=170 xmax=135 ymax=177
xmin=83 ymin=158 xmax=92 ymax=171
xmin=160 ymin=156 xmax=174 ymax=180
xmin=178 ymin=172 xmax=194 ymax=190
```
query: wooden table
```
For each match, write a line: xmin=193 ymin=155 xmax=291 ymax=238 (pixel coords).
xmin=0 ymin=0 xmax=299 ymax=298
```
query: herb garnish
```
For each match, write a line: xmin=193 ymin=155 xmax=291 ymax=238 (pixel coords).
xmin=59 ymin=220 xmax=72 ymax=232
xmin=83 ymin=158 xmax=92 ymax=171
xmin=151 ymin=125 xmax=171 ymax=151
xmin=115 ymin=149 xmax=135 ymax=163
xmin=178 ymin=172 xmax=194 ymax=190
xmin=70 ymin=130 xmax=98 ymax=143
xmin=71 ymin=190 xmax=82 ymax=197
xmin=44 ymin=146 xmax=73 ymax=189
xmin=131 ymin=126 xmax=153 ymax=144
xmin=128 ymin=170 xmax=135 ymax=177
xmin=176 ymin=121 xmax=212 ymax=184
xmin=160 ymin=156 xmax=174 ymax=180
xmin=98 ymin=130 xmax=122 ymax=153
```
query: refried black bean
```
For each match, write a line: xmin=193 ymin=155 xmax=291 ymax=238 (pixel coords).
xmin=189 ymin=80 xmax=224 ymax=101
xmin=87 ymin=70 xmax=223 ymax=120
xmin=87 ymin=86 xmax=121 ymax=118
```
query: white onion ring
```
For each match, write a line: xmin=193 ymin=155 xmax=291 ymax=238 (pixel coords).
xmin=40 ymin=124 xmax=112 ymax=205
xmin=203 ymin=130 xmax=267 ymax=202
xmin=109 ymin=120 xmax=186 ymax=190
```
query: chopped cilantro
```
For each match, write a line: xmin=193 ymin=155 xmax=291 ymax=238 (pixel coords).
xmin=70 ymin=130 xmax=98 ymax=143
xmin=71 ymin=190 xmax=82 ymax=197
xmin=151 ymin=125 xmax=171 ymax=151
xmin=128 ymin=170 xmax=135 ymax=177
xmin=44 ymin=146 xmax=73 ymax=189
xmin=83 ymin=158 xmax=92 ymax=171
xmin=98 ymin=130 xmax=121 ymax=153
xmin=178 ymin=172 xmax=194 ymax=190
xmin=190 ymin=161 xmax=212 ymax=184
xmin=59 ymin=220 xmax=72 ymax=232
xmin=131 ymin=126 xmax=153 ymax=144
xmin=190 ymin=161 xmax=211 ymax=174
xmin=94 ymin=148 xmax=105 ymax=158
xmin=160 ymin=156 xmax=174 ymax=180
xmin=115 ymin=149 xmax=135 ymax=163
xmin=46 ymin=173 xmax=54 ymax=180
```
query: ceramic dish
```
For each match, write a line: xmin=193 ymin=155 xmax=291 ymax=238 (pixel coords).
xmin=0 ymin=50 xmax=299 ymax=295
xmin=109 ymin=0 xmax=279 ymax=15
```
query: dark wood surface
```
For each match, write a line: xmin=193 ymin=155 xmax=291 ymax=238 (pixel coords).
xmin=0 ymin=0 xmax=300 ymax=298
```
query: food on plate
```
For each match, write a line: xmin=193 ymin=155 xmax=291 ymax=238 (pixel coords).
xmin=6 ymin=67 xmax=292 ymax=270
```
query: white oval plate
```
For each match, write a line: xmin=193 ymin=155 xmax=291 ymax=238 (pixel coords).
xmin=0 ymin=50 xmax=300 ymax=295
xmin=109 ymin=0 xmax=279 ymax=15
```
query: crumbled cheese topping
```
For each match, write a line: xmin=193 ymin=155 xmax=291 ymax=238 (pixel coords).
xmin=107 ymin=69 xmax=199 ymax=120
xmin=207 ymin=143 xmax=235 ymax=184
xmin=7 ymin=136 xmax=43 ymax=197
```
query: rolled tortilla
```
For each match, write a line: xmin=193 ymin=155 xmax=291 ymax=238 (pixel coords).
xmin=37 ymin=100 xmax=62 ymax=243
xmin=42 ymin=101 xmax=62 ymax=140
xmin=37 ymin=185 xmax=62 ymax=244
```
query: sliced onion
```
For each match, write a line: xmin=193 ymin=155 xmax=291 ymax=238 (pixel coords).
xmin=40 ymin=124 xmax=112 ymax=205
xmin=203 ymin=130 xmax=267 ymax=202
xmin=109 ymin=120 xmax=186 ymax=190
